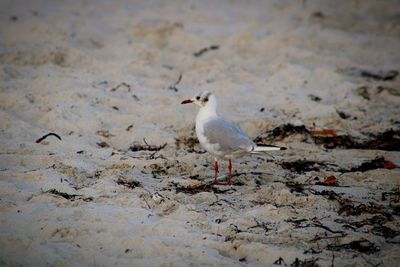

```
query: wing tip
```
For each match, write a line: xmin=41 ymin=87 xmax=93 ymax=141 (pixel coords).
xmin=256 ymin=144 xmax=287 ymax=151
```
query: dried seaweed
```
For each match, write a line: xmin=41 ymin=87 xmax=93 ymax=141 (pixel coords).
xmin=256 ymin=123 xmax=400 ymax=151
xmin=168 ymin=73 xmax=182 ymax=92
xmin=308 ymin=94 xmax=321 ymax=102
xmin=338 ymin=202 xmax=393 ymax=219
xmin=382 ymin=191 xmax=400 ymax=202
xmin=371 ymin=225 xmax=400 ymax=239
xmin=287 ymin=217 xmax=345 ymax=235
xmin=175 ymin=136 xmax=199 ymax=149
xmin=193 ymin=45 xmax=219 ymax=57
xmin=350 ymin=214 xmax=390 ymax=228
xmin=336 ymin=110 xmax=351 ymax=119
xmin=313 ymin=135 xmax=354 ymax=149
xmin=254 ymin=124 xmax=309 ymax=143
xmin=313 ymin=129 xmax=400 ymax=151
xmin=45 ymin=189 xmax=93 ymax=202
xmin=116 ymin=177 xmax=141 ymax=189
xmin=356 ymin=86 xmax=370 ymax=100
xmin=281 ymin=156 xmax=395 ymax=175
xmin=304 ymin=248 xmax=322 ymax=254
xmin=392 ymin=205 xmax=400 ymax=216
xmin=274 ymin=257 xmax=287 ymax=265
xmin=126 ymin=124 xmax=133 ymax=131
xmin=377 ymin=86 xmax=400 ymax=96
xmin=174 ymin=183 xmax=211 ymax=194
xmin=286 ymin=218 xmax=308 ymax=226
xmin=339 ymin=67 xmax=398 ymax=81
xmin=309 ymin=189 xmax=395 ymax=225
xmin=173 ymin=182 xmax=234 ymax=195
xmin=345 ymin=157 xmax=398 ymax=172
xmin=310 ymin=221 xmax=345 ymax=234
xmin=96 ymin=130 xmax=114 ymax=138
xmin=97 ymin=141 xmax=110 ymax=148
xmin=35 ymin=132 xmax=62 ymax=143
xmin=309 ymin=189 xmax=343 ymax=201
xmin=327 ymin=239 xmax=379 ymax=254
xmin=365 ymin=130 xmax=400 ymax=151
xmin=360 ymin=70 xmax=398 ymax=81
xmin=280 ymin=160 xmax=322 ymax=173
xmin=110 ymin=82 xmax=131 ymax=92
xmin=129 ymin=141 xmax=167 ymax=152
xmin=149 ymin=164 xmax=168 ymax=177
xmin=290 ymin=257 xmax=320 ymax=267
xmin=284 ymin=182 xmax=308 ymax=196
xmin=310 ymin=11 xmax=324 ymax=19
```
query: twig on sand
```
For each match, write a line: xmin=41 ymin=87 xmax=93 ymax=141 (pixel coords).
xmin=273 ymin=257 xmax=286 ymax=265
xmin=310 ymin=233 xmax=346 ymax=242
xmin=110 ymin=82 xmax=131 ymax=92
xmin=287 ymin=217 xmax=346 ymax=237
xmin=168 ymin=73 xmax=182 ymax=92
xmin=193 ymin=45 xmax=220 ymax=57
xmin=43 ymin=189 xmax=93 ymax=202
xmin=35 ymin=133 xmax=62 ymax=143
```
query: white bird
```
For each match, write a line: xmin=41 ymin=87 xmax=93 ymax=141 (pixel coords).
xmin=181 ymin=91 xmax=286 ymax=185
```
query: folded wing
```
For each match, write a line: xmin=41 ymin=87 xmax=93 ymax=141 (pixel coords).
xmin=203 ymin=118 xmax=255 ymax=154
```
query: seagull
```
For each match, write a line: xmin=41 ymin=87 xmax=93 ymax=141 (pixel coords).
xmin=181 ymin=91 xmax=286 ymax=185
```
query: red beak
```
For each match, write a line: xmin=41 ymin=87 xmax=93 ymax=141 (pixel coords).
xmin=181 ymin=99 xmax=193 ymax=104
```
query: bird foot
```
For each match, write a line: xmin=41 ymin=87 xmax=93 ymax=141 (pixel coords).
xmin=213 ymin=181 xmax=232 ymax=186
xmin=213 ymin=176 xmax=232 ymax=186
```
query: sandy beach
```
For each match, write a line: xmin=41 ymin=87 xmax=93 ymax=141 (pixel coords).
xmin=1 ymin=0 xmax=399 ymax=266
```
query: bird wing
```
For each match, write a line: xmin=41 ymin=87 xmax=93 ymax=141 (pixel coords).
xmin=203 ymin=117 xmax=255 ymax=153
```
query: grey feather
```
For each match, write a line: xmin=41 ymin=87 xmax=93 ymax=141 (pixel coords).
xmin=203 ymin=118 xmax=255 ymax=153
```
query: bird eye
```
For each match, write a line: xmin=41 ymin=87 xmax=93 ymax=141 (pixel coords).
xmin=196 ymin=96 xmax=200 ymax=100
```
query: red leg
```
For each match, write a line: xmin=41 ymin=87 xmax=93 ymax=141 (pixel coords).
xmin=214 ymin=160 xmax=219 ymax=184
xmin=228 ymin=159 xmax=232 ymax=185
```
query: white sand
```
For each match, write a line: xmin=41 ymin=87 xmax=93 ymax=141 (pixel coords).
xmin=1 ymin=0 xmax=399 ymax=266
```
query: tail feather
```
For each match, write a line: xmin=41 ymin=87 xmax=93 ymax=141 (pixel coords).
xmin=251 ymin=144 xmax=287 ymax=153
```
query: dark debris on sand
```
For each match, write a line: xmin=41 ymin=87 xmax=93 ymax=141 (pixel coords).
xmin=280 ymin=156 xmax=397 ymax=174
xmin=35 ymin=132 xmax=62 ymax=143
xmin=172 ymin=181 xmax=234 ymax=195
xmin=254 ymin=124 xmax=309 ymax=143
xmin=343 ymin=156 xmax=398 ymax=172
xmin=279 ymin=159 xmax=323 ymax=173
xmin=313 ymin=129 xmax=400 ymax=151
xmin=116 ymin=177 xmax=141 ymax=189
xmin=44 ymin=189 xmax=93 ymax=202
xmin=129 ymin=141 xmax=167 ymax=152
xmin=327 ymin=239 xmax=380 ymax=254
xmin=255 ymin=123 xmax=400 ymax=151
xmin=338 ymin=67 xmax=399 ymax=81
xmin=175 ymin=136 xmax=199 ymax=149
xmin=290 ymin=257 xmax=320 ymax=267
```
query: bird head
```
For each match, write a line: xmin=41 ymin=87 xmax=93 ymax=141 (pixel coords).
xmin=181 ymin=91 xmax=216 ymax=109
